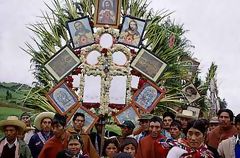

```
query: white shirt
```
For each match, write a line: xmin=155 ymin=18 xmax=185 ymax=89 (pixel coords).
xmin=3 ymin=138 xmax=18 ymax=148
xmin=167 ymin=146 xmax=187 ymax=158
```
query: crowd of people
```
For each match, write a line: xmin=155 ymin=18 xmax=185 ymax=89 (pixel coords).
xmin=0 ymin=108 xmax=239 ymax=158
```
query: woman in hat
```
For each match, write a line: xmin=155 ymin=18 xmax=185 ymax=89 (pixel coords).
xmin=0 ymin=116 xmax=32 ymax=158
xmin=166 ymin=119 xmax=214 ymax=158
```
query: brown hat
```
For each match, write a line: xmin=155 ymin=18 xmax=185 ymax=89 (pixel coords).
xmin=0 ymin=116 xmax=26 ymax=133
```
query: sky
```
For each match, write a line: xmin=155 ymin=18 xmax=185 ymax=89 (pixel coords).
xmin=0 ymin=0 xmax=239 ymax=114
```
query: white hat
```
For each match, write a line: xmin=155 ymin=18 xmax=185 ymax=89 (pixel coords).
xmin=176 ymin=110 xmax=196 ymax=119
xmin=0 ymin=116 xmax=26 ymax=133
xmin=34 ymin=112 xmax=55 ymax=130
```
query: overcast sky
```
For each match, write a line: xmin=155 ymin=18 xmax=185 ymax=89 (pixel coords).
xmin=0 ymin=0 xmax=239 ymax=114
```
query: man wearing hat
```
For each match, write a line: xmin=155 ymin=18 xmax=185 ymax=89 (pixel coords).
xmin=28 ymin=112 xmax=54 ymax=158
xmin=134 ymin=114 xmax=152 ymax=142
xmin=19 ymin=112 xmax=35 ymax=144
xmin=118 ymin=120 xmax=135 ymax=144
xmin=39 ymin=113 xmax=70 ymax=158
xmin=136 ymin=116 xmax=168 ymax=158
xmin=208 ymin=116 xmax=219 ymax=132
xmin=0 ymin=116 xmax=32 ymax=158
xmin=176 ymin=110 xmax=196 ymax=135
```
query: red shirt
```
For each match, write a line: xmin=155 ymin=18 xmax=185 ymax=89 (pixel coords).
xmin=38 ymin=132 xmax=69 ymax=158
xmin=136 ymin=134 xmax=168 ymax=158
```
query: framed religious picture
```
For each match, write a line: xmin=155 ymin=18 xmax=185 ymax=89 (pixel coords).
xmin=132 ymin=80 xmax=165 ymax=113
xmin=181 ymin=56 xmax=200 ymax=80
xmin=68 ymin=105 xmax=99 ymax=133
xmin=94 ymin=0 xmax=121 ymax=28
xmin=118 ymin=15 xmax=147 ymax=48
xmin=181 ymin=83 xmax=201 ymax=103
xmin=131 ymin=48 xmax=167 ymax=82
xmin=46 ymin=81 xmax=79 ymax=115
xmin=187 ymin=106 xmax=200 ymax=118
xmin=66 ymin=16 xmax=95 ymax=49
xmin=113 ymin=104 xmax=140 ymax=126
xmin=44 ymin=46 xmax=81 ymax=81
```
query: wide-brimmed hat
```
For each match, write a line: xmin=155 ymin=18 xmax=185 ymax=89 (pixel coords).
xmin=34 ymin=112 xmax=55 ymax=130
xmin=138 ymin=114 xmax=153 ymax=121
xmin=176 ymin=110 xmax=196 ymax=119
xmin=0 ymin=116 xmax=26 ymax=133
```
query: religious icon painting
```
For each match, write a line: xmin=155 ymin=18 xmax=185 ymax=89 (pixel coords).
xmin=46 ymin=81 xmax=79 ymax=115
xmin=94 ymin=0 xmax=121 ymax=28
xmin=181 ymin=83 xmax=201 ymax=103
xmin=66 ymin=16 xmax=95 ymax=49
xmin=187 ymin=106 xmax=200 ymax=118
xmin=113 ymin=104 xmax=140 ymax=126
xmin=132 ymin=80 xmax=165 ymax=113
xmin=118 ymin=15 xmax=147 ymax=48
xmin=181 ymin=56 xmax=200 ymax=80
xmin=131 ymin=48 xmax=167 ymax=82
xmin=44 ymin=46 xmax=81 ymax=81
xmin=68 ymin=105 xmax=99 ymax=133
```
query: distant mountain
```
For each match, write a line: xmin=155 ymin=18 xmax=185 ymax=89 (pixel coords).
xmin=0 ymin=82 xmax=32 ymax=105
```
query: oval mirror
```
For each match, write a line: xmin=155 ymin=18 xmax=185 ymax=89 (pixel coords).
xmin=112 ymin=51 xmax=127 ymax=66
xmin=99 ymin=33 xmax=113 ymax=48
xmin=86 ymin=50 xmax=101 ymax=65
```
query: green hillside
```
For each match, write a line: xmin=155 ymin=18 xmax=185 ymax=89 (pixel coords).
xmin=0 ymin=82 xmax=31 ymax=105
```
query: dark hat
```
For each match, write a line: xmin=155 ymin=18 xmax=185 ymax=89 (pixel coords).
xmin=138 ymin=114 xmax=152 ymax=121
xmin=120 ymin=137 xmax=138 ymax=151
xmin=118 ymin=120 xmax=135 ymax=130
xmin=52 ymin=113 xmax=67 ymax=127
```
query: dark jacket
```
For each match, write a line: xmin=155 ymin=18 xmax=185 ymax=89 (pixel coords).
xmin=0 ymin=137 xmax=32 ymax=158
xmin=28 ymin=131 xmax=53 ymax=158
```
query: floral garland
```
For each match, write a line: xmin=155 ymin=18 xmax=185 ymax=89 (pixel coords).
xmin=78 ymin=28 xmax=134 ymax=115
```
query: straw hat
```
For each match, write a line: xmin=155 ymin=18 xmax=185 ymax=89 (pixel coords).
xmin=176 ymin=110 xmax=196 ymax=119
xmin=209 ymin=116 xmax=219 ymax=124
xmin=0 ymin=116 xmax=26 ymax=133
xmin=34 ymin=112 xmax=55 ymax=130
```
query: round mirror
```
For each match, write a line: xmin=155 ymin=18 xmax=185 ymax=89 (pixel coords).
xmin=112 ymin=51 xmax=127 ymax=66
xmin=99 ymin=33 xmax=113 ymax=48
xmin=86 ymin=50 xmax=101 ymax=65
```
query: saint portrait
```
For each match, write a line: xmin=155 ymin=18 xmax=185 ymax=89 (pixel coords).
xmin=94 ymin=0 xmax=121 ymax=28
xmin=182 ymin=84 xmax=201 ymax=103
xmin=46 ymin=81 xmax=79 ymax=115
xmin=118 ymin=16 xmax=147 ymax=48
xmin=45 ymin=46 xmax=81 ymax=81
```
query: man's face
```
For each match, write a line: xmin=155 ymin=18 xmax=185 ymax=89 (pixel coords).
xmin=21 ymin=115 xmax=31 ymax=127
xmin=121 ymin=126 xmax=132 ymax=137
xmin=218 ymin=112 xmax=231 ymax=128
xmin=235 ymin=122 xmax=240 ymax=134
xmin=4 ymin=126 xmax=18 ymax=142
xmin=180 ymin=117 xmax=189 ymax=129
xmin=149 ymin=121 xmax=161 ymax=138
xmin=41 ymin=118 xmax=52 ymax=132
xmin=208 ymin=124 xmax=218 ymax=131
xmin=163 ymin=116 xmax=173 ymax=129
xmin=139 ymin=120 xmax=149 ymax=131
xmin=52 ymin=123 xmax=64 ymax=138
xmin=170 ymin=125 xmax=181 ymax=139
xmin=73 ymin=116 xmax=85 ymax=131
